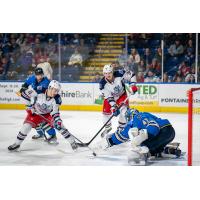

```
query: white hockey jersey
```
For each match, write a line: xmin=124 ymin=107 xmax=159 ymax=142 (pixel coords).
xmin=33 ymin=93 xmax=62 ymax=115
xmin=99 ymin=70 xmax=136 ymax=106
xmin=21 ymin=86 xmax=62 ymax=116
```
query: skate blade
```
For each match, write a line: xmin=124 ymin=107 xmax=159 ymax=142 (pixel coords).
xmin=8 ymin=148 xmax=20 ymax=152
xmin=128 ymin=160 xmax=147 ymax=166
xmin=44 ymin=139 xmax=59 ymax=146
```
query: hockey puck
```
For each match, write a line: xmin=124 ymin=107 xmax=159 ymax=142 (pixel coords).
xmin=93 ymin=152 xmax=97 ymax=157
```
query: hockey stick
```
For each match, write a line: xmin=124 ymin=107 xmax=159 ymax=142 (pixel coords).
xmin=34 ymin=112 xmax=97 ymax=156
xmin=79 ymin=95 xmax=130 ymax=147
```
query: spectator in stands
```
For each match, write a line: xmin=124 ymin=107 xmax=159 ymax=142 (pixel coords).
xmin=185 ymin=33 xmax=195 ymax=44
xmin=168 ymin=39 xmax=184 ymax=57
xmin=16 ymin=34 xmax=25 ymax=46
xmin=128 ymin=34 xmax=140 ymax=48
xmin=137 ymin=60 xmax=146 ymax=73
xmin=163 ymin=72 xmax=170 ymax=82
xmin=127 ymin=57 xmax=136 ymax=73
xmin=136 ymin=72 xmax=144 ymax=83
xmin=111 ymin=61 xmax=122 ymax=71
xmin=68 ymin=48 xmax=83 ymax=67
xmin=149 ymin=58 xmax=161 ymax=75
xmin=91 ymin=72 xmax=101 ymax=83
xmin=174 ymin=75 xmax=183 ymax=83
xmin=45 ymin=38 xmax=57 ymax=57
xmin=186 ymin=39 xmax=195 ymax=55
xmin=68 ymin=48 xmax=83 ymax=80
xmin=0 ymin=57 xmax=3 ymax=74
xmin=154 ymin=47 xmax=162 ymax=64
xmin=37 ymin=57 xmax=53 ymax=80
xmin=118 ymin=48 xmax=128 ymax=67
xmin=20 ymin=37 xmax=33 ymax=54
xmin=185 ymin=73 xmax=195 ymax=83
xmin=0 ymin=57 xmax=10 ymax=80
xmin=33 ymin=37 xmax=42 ymax=53
xmin=17 ymin=50 xmax=34 ymax=73
xmin=129 ymin=48 xmax=140 ymax=64
xmin=173 ymin=70 xmax=183 ymax=82
xmin=144 ymin=69 xmax=160 ymax=82
xmin=179 ymin=61 xmax=190 ymax=78
xmin=67 ymin=74 xmax=75 ymax=82
xmin=25 ymin=33 xmax=34 ymax=44
xmin=34 ymin=51 xmax=48 ymax=65
xmin=71 ymin=34 xmax=80 ymax=46
xmin=1 ymin=40 xmax=12 ymax=56
xmin=185 ymin=48 xmax=195 ymax=67
xmin=142 ymin=48 xmax=154 ymax=66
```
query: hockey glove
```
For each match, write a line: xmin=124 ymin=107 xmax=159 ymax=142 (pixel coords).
xmin=111 ymin=105 xmax=120 ymax=117
xmin=53 ymin=114 xmax=62 ymax=130
xmin=16 ymin=91 xmax=21 ymax=97
xmin=26 ymin=106 xmax=35 ymax=115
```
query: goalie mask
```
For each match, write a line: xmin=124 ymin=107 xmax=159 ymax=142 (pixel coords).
xmin=125 ymin=108 xmax=139 ymax=121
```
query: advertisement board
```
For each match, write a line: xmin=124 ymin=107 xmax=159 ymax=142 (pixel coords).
xmin=1 ymin=82 xmax=200 ymax=113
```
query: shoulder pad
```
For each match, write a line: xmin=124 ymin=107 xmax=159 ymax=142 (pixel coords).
xmin=44 ymin=77 xmax=50 ymax=83
xmin=54 ymin=94 xmax=62 ymax=105
xmin=99 ymin=78 xmax=107 ymax=90
xmin=26 ymin=75 xmax=35 ymax=83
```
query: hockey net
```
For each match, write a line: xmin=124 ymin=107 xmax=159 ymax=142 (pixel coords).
xmin=188 ymin=87 xmax=200 ymax=166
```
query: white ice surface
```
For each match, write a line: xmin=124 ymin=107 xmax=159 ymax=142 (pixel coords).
xmin=0 ymin=110 xmax=188 ymax=166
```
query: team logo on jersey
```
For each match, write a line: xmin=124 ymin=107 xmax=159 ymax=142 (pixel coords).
xmin=37 ymin=86 xmax=42 ymax=90
xmin=113 ymin=85 xmax=121 ymax=94
xmin=142 ymin=118 xmax=149 ymax=126
xmin=37 ymin=86 xmax=43 ymax=91
xmin=40 ymin=103 xmax=48 ymax=110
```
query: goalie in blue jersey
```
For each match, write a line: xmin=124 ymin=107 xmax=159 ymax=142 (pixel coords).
xmin=100 ymin=109 xmax=181 ymax=164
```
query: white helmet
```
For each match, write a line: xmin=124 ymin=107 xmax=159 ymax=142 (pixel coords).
xmin=48 ymin=80 xmax=61 ymax=92
xmin=103 ymin=64 xmax=113 ymax=74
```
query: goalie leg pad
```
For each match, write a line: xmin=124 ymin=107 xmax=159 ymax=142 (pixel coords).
xmin=142 ymin=125 xmax=175 ymax=155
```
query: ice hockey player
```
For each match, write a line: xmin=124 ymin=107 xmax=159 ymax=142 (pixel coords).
xmin=17 ymin=67 xmax=56 ymax=141
xmin=18 ymin=67 xmax=50 ymax=95
xmin=8 ymin=80 xmax=78 ymax=151
xmin=99 ymin=64 xmax=137 ymax=137
xmin=100 ymin=109 xmax=181 ymax=165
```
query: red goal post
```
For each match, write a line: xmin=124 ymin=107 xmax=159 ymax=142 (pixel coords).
xmin=188 ymin=87 xmax=200 ymax=166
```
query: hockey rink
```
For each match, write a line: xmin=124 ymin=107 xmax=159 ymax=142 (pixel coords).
xmin=0 ymin=110 xmax=188 ymax=166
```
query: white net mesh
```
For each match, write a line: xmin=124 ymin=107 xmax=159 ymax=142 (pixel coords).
xmin=191 ymin=89 xmax=200 ymax=165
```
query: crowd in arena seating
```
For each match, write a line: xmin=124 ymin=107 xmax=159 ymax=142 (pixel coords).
xmin=0 ymin=33 xmax=199 ymax=83
xmin=122 ymin=33 xmax=198 ymax=83
xmin=0 ymin=33 xmax=99 ymax=81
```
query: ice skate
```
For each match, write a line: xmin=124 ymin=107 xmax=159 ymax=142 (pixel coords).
xmin=8 ymin=143 xmax=20 ymax=151
xmin=32 ymin=134 xmax=44 ymax=140
xmin=47 ymin=135 xmax=59 ymax=145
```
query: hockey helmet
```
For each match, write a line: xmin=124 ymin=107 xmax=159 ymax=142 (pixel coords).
xmin=48 ymin=80 xmax=61 ymax=92
xmin=35 ymin=67 xmax=44 ymax=75
xmin=103 ymin=64 xmax=113 ymax=74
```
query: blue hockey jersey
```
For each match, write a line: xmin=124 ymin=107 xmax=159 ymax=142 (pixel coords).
xmin=110 ymin=112 xmax=171 ymax=145
xmin=24 ymin=75 xmax=50 ymax=94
